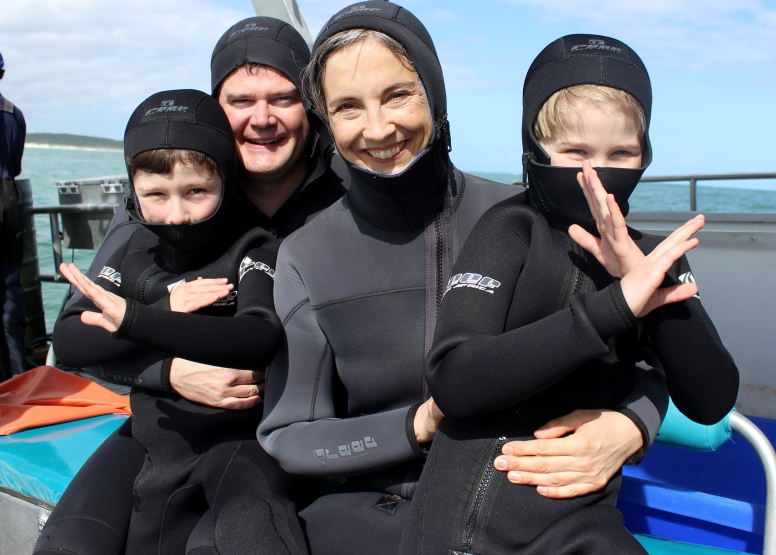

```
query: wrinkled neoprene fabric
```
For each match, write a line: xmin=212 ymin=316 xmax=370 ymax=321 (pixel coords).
xmin=258 ymin=5 xmax=668 ymax=553
xmin=45 ymin=90 xmax=306 ymax=555
xmin=211 ymin=16 xmax=310 ymax=95
xmin=522 ymin=34 xmax=652 ymax=231
xmin=396 ymin=35 xmax=739 ymax=555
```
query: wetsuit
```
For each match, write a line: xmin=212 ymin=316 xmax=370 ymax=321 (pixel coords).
xmin=258 ymin=7 xmax=669 ymax=554
xmin=0 ymin=91 xmax=26 ymax=380
xmin=37 ymin=89 xmax=307 ymax=555
xmin=396 ymin=34 xmax=739 ymax=555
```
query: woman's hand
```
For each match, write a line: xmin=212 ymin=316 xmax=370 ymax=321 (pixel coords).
xmin=59 ymin=262 xmax=127 ymax=333
xmin=414 ymin=397 xmax=445 ymax=444
xmin=169 ymin=277 xmax=233 ymax=313
xmin=620 ymin=215 xmax=704 ymax=317
xmin=493 ymin=409 xmax=643 ymax=498
xmin=568 ymin=160 xmax=644 ymax=278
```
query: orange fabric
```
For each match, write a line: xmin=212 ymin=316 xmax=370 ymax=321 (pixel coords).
xmin=0 ymin=366 xmax=131 ymax=435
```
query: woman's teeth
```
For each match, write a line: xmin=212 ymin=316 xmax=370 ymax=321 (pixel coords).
xmin=249 ymin=138 xmax=281 ymax=145
xmin=367 ymin=143 xmax=404 ymax=160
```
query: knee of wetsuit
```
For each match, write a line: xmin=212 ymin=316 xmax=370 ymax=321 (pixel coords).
xmin=214 ymin=496 xmax=294 ymax=555
xmin=34 ymin=515 xmax=125 ymax=555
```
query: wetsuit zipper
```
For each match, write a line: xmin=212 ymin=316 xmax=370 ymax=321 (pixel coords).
xmin=460 ymin=435 xmax=509 ymax=553
xmin=434 ymin=209 xmax=444 ymax=311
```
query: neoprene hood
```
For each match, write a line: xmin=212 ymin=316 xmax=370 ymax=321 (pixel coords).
xmin=522 ymin=34 xmax=652 ymax=229
xmin=124 ymin=89 xmax=238 ymax=251
xmin=312 ymin=1 xmax=453 ymax=232
xmin=211 ymin=17 xmax=311 ymax=95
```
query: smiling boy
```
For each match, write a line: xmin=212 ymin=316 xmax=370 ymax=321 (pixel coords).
xmin=48 ymin=89 xmax=307 ymax=555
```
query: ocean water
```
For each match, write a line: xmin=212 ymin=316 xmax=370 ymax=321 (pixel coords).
xmin=18 ymin=147 xmax=776 ymax=332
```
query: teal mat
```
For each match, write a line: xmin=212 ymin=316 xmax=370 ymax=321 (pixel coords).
xmin=0 ymin=414 xmax=128 ymax=507
xmin=637 ymin=534 xmax=752 ymax=554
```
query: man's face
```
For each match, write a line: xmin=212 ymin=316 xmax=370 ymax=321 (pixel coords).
xmin=218 ymin=65 xmax=310 ymax=181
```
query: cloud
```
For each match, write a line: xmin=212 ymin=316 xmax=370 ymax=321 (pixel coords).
xmin=0 ymin=0 xmax=250 ymax=137
xmin=501 ymin=0 xmax=776 ymax=70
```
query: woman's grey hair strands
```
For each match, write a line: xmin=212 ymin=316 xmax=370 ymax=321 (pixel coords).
xmin=303 ymin=29 xmax=413 ymax=118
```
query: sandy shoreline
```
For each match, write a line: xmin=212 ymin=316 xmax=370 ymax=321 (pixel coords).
xmin=25 ymin=143 xmax=122 ymax=152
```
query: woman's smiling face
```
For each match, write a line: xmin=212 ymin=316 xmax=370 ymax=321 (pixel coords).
xmin=322 ymin=38 xmax=434 ymax=175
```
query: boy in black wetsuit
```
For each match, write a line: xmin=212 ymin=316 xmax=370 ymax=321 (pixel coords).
xmin=50 ymin=90 xmax=307 ymax=555
xmin=398 ymin=36 xmax=739 ymax=555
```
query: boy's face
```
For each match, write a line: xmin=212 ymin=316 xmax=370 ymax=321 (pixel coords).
xmin=540 ymin=99 xmax=642 ymax=169
xmin=133 ymin=160 xmax=222 ymax=225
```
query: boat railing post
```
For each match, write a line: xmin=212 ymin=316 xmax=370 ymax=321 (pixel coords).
xmin=729 ymin=412 xmax=776 ymax=555
xmin=48 ymin=212 xmax=64 ymax=277
xmin=18 ymin=179 xmax=48 ymax=350
xmin=689 ymin=178 xmax=698 ymax=211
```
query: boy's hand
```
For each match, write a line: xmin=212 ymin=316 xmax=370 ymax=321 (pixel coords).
xmin=60 ymin=262 xmax=127 ymax=333
xmin=620 ymin=214 xmax=704 ymax=317
xmin=169 ymin=277 xmax=233 ymax=313
xmin=414 ymin=397 xmax=445 ymax=444
xmin=569 ymin=160 xmax=644 ymax=278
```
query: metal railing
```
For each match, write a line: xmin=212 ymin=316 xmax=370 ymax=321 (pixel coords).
xmin=512 ymin=172 xmax=776 ymax=211
xmin=25 ymin=203 xmax=118 ymax=283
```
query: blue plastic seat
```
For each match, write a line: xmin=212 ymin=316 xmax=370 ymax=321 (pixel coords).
xmin=621 ymin=401 xmax=776 ymax=555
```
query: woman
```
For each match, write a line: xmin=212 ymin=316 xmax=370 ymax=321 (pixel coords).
xmin=259 ymin=3 xmax=667 ymax=553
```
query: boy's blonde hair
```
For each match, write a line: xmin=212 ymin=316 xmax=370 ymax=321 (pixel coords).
xmin=533 ymin=84 xmax=646 ymax=143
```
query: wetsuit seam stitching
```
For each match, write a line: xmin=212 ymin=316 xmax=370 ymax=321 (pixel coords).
xmin=157 ymin=481 xmax=203 ymax=555
xmin=312 ymin=286 xmax=424 ymax=309
xmin=42 ymin=514 xmax=125 ymax=544
xmin=310 ymin=342 xmax=330 ymax=420
xmin=283 ymin=298 xmax=310 ymax=326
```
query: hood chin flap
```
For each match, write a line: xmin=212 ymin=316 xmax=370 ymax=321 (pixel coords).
xmin=525 ymin=157 xmax=644 ymax=231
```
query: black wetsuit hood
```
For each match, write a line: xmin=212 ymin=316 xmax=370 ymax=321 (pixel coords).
xmin=124 ymin=89 xmax=238 ymax=251
xmin=211 ymin=16 xmax=311 ymax=95
xmin=313 ymin=1 xmax=454 ymax=233
xmin=522 ymin=34 xmax=652 ymax=230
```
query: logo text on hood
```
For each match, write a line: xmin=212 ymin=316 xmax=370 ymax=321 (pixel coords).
xmin=570 ymin=39 xmax=622 ymax=53
xmin=230 ymin=23 xmax=270 ymax=39
xmin=145 ymin=100 xmax=189 ymax=116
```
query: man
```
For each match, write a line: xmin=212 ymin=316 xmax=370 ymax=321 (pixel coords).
xmin=0 ymin=51 xmax=27 ymax=382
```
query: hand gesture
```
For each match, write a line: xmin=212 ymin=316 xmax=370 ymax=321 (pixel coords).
xmin=414 ymin=397 xmax=445 ymax=444
xmin=620 ymin=215 xmax=705 ymax=317
xmin=59 ymin=262 xmax=127 ymax=333
xmin=169 ymin=277 xmax=234 ymax=313
xmin=568 ymin=160 xmax=644 ymax=278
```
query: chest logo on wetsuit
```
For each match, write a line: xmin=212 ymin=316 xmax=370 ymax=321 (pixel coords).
xmin=97 ymin=266 xmax=122 ymax=287
xmin=167 ymin=279 xmax=186 ymax=293
xmin=212 ymin=290 xmax=238 ymax=307
xmin=313 ymin=436 xmax=378 ymax=466
xmin=443 ymin=272 xmax=501 ymax=296
xmin=239 ymin=256 xmax=275 ymax=282
xmin=570 ymin=39 xmax=623 ymax=53
xmin=678 ymin=271 xmax=700 ymax=299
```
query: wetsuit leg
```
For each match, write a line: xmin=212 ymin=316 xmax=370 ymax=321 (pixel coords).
xmin=299 ymin=487 xmax=410 ymax=555
xmin=34 ymin=417 xmax=144 ymax=555
xmin=186 ymin=432 xmax=308 ymax=555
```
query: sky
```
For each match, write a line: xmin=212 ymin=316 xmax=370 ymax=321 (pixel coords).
xmin=2 ymin=0 xmax=776 ymax=178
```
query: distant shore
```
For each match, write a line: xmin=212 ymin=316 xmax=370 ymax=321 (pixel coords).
xmin=25 ymin=143 xmax=122 ymax=152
